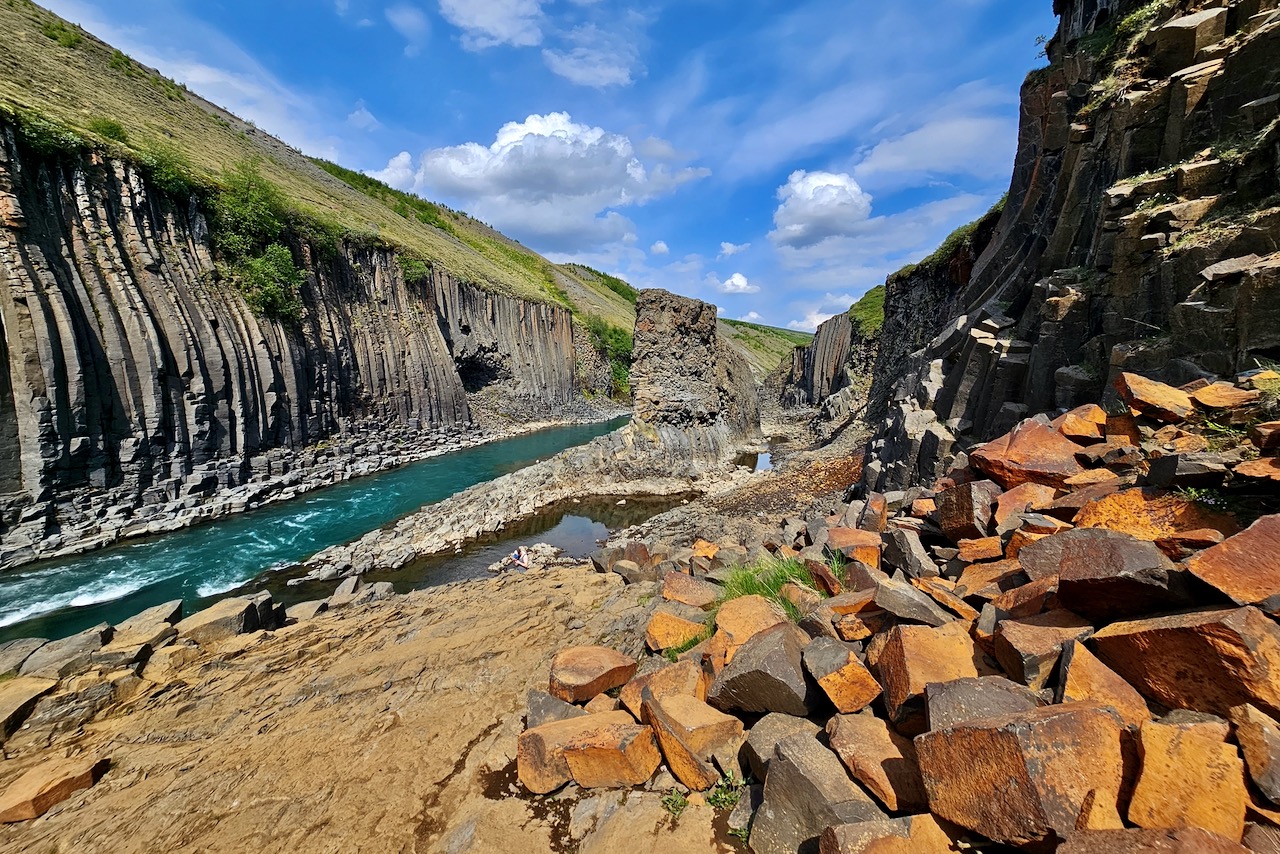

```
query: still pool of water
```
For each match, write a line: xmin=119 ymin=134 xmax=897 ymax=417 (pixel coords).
xmin=0 ymin=417 xmax=632 ymax=644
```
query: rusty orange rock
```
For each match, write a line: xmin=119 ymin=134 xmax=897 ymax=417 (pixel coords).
xmin=662 ymin=571 xmax=720 ymax=610
xmin=1229 ymin=704 xmax=1280 ymax=804
xmin=548 ymin=646 xmax=637 ymax=703
xmin=826 ymin=712 xmax=927 ymax=812
xmin=911 ymin=577 xmax=981 ymax=621
xmin=619 ymin=659 xmax=703 ymax=718
xmin=1074 ymin=487 xmax=1240 ymax=543
xmin=644 ymin=693 xmax=743 ymax=760
xmin=1186 ymin=515 xmax=1280 ymax=612
xmin=995 ymin=483 xmax=1061 ymax=529
xmin=874 ymin=621 xmax=993 ymax=726
xmin=713 ymin=594 xmax=787 ymax=662
xmin=1091 ymin=607 xmax=1280 ymax=718
xmin=971 ymin=419 xmax=1087 ymax=489
xmin=990 ymin=575 xmax=1060 ymax=620
xmin=803 ymin=637 xmax=882 ymax=714
xmin=1236 ymin=457 xmax=1280 ymax=482
xmin=936 ymin=480 xmax=1002 ymax=542
xmin=562 ymin=719 xmax=663 ymax=789
xmin=1076 ymin=788 xmax=1125 ymax=831
xmin=1128 ymin=721 xmax=1246 ymax=841
xmin=0 ymin=756 xmax=110 ymax=823
xmin=1058 ymin=640 xmax=1149 ymax=728
xmin=994 ymin=609 xmax=1094 ymax=690
xmin=640 ymin=691 xmax=721 ymax=791
xmin=1251 ymin=421 xmax=1280 ymax=451
xmin=916 ymin=703 xmax=1127 ymax=846
xmin=645 ymin=609 xmax=708 ymax=652
xmin=1193 ymin=382 xmax=1261 ymax=410
xmin=954 ymin=559 xmax=1026 ymax=600
xmin=826 ymin=527 xmax=883 ymax=570
xmin=911 ymin=498 xmax=938 ymax=518
xmin=958 ymin=537 xmax=1004 ymax=562
xmin=518 ymin=711 xmax=654 ymax=794
xmin=691 ymin=539 xmax=720 ymax=559
xmin=1060 ymin=828 xmax=1251 ymax=853
xmin=1116 ymin=372 xmax=1196 ymax=422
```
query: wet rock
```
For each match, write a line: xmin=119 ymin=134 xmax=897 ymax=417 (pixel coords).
xmin=1128 ymin=721 xmax=1245 ymax=841
xmin=526 ymin=689 xmax=588 ymax=729
xmin=743 ymin=712 xmax=821 ymax=782
xmin=1059 ymin=641 xmax=1150 ymax=728
xmin=1019 ymin=528 xmax=1185 ymax=622
xmin=971 ymin=420 xmax=1087 ymax=489
xmin=1091 ymin=607 xmax=1280 ymax=718
xmin=994 ymin=609 xmax=1093 ymax=690
xmin=708 ymin=623 xmax=818 ymax=716
xmin=0 ymin=755 xmax=110 ymax=823
xmin=19 ymin=624 xmax=113 ymax=679
xmin=548 ymin=646 xmax=637 ymax=703
xmin=925 ymin=675 xmax=1045 ymax=731
xmin=1115 ymin=372 xmax=1195 ymax=423
xmin=174 ymin=598 xmax=259 ymax=646
xmin=826 ymin=711 xmax=927 ymax=812
xmin=802 ymin=637 xmax=881 ymax=713
xmin=1186 ymin=515 xmax=1280 ymax=613
xmin=916 ymin=703 xmax=1126 ymax=847
xmin=1229 ymin=704 xmax=1280 ymax=804
xmin=749 ymin=733 xmax=886 ymax=854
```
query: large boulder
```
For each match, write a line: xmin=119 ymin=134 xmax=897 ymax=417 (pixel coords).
xmin=826 ymin=712 xmax=927 ymax=812
xmin=174 ymin=598 xmax=259 ymax=646
xmin=708 ymin=623 xmax=819 ymax=716
xmin=19 ymin=624 xmax=113 ymax=679
xmin=1185 ymin=515 xmax=1280 ymax=613
xmin=1127 ymin=721 xmax=1245 ymax=841
xmin=548 ymin=646 xmax=637 ymax=703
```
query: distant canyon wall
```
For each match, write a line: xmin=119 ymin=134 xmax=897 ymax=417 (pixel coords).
xmin=0 ymin=125 xmax=583 ymax=540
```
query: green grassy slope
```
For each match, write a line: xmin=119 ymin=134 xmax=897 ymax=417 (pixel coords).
xmin=721 ymin=320 xmax=813 ymax=376
xmin=0 ymin=0 xmax=804 ymax=371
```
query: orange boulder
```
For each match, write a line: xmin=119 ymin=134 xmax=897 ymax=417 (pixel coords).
xmin=548 ymin=646 xmax=637 ymax=703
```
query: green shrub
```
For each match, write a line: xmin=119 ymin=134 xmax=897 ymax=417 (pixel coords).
xmin=41 ymin=20 xmax=82 ymax=48
xmin=137 ymin=145 xmax=197 ymax=198
xmin=13 ymin=110 xmax=85 ymax=158
xmin=237 ymin=244 xmax=304 ymax=321
xmin=86 ymin=117 xmax=128 ymax=144
xmin=584 ymin=314 xmax=634 ymax=398
xmin=398 ymin=255 xmax=430 ymax=284
xmin=211 ymin=159 xmax=287 ymax=261
xmin=108 ymin=49 xmax=138 ymax=76
xmin=312 ymin=158 xmax=459 ymax=237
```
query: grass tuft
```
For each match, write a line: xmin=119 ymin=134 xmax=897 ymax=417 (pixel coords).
xmin=717 ymin=557 xmax=829 ymax=623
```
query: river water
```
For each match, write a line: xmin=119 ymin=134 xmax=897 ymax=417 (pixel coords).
xmin=0 ymin=417 xmax=639 ymax=644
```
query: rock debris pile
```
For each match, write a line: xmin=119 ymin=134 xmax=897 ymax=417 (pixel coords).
xmin=519 ymin=368 xmax=1280 ymax=853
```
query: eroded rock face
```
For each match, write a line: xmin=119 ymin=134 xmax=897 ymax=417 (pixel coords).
xmin=0 ymin=126 xmax=586 ymax=565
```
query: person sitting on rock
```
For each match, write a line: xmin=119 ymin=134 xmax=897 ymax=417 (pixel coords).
xmin=510 ymin=546 xmax=530 ymax=570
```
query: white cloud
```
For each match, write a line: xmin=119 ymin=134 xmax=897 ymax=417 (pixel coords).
xmin=853 ymin=115 xmax=1017 ymax=192
xmin=650 ymin=240 xmax=669 ymax=255
xmin=542 ymin=23 xmax=642 ymax=88
xmin=347 ymin=100 xmax=379 ymax=131
xmin=438 ymin=0 xmax=544 ymax=49
xmin=718 ymin=241 xmax=750 ymax=259
xmin=386 ymin=4 xmax=430 ymax=55
xmin=382 ymin=112 xmax=708 ymax=252
xmin=786 ymin=293 xmax=856 ymax=331
xmin=370 ymin=151 xmax=416 ymax=186
xmin=710 ymin=272 xmax=760 ymax=295
xmin=739 ymin=311 xmax=763 ymax=322
xmin=770 ymin=170 xmax=873 ymax=250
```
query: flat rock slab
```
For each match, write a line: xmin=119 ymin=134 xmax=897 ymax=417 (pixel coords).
xmin=548 ymin=646 xmax=637 ymax=703
xmin=925 ymin=675 xmax=1045 ymax=731
xmin=1128 ymin=721 xmax=1245 ymax=841
xmin=174 ymin=598 xmax=259 ymax=646
xmin=0 ymin=638 xmax=46 ymax=679
xmin=826 ymin=712 xmax=927 ymax=812
xmin=114 ymin=600 xmax=183 ymax=636
xmin=1074 ymin=487 xmax=1239 ymax=543
xmin=749 ymin=733 xmax=886 ymax=854
xmin=18 ymin=624 xmax=112 ymax=680
xmin=1115 ymin=372 xmax=1195 ymax=422
xmin=1193 ymin=382 xmax=1260 ymax=409
xmin=916 ymin=703 xmax=1126 ymax=847
xmin=526 ymin=689 xmax=587 ymax=730
xmin=0 ymin=756 xmax=110 ymax=822
xmin=1091 ymin=606 xmax=1280 ymax=718
xmin=661 ymin=571 xmax=719 ymax=610
xmin=1186 ymin=514 xmax=1280 ymax=612
xmin=0 ymin=677 xmax=58 ymax=740
xmin=971 ymin=420 xmax=1086 ymax=489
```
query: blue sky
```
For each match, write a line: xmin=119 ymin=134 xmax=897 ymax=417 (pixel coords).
xmin=42 ymin=0 xmax=1056 ymax=330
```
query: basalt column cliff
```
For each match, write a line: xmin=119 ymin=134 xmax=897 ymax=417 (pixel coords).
xmin=0 ymin=127 xmax=584 ymax=566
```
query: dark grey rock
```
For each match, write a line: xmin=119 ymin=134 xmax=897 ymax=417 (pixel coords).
xmin=874 ymin=574 xmax=953 ymax=627
xmin=708 ymin=624 xmax=820 ymax=716
xmin=0 ymin=638 xmax=47 ymax=679
xmin=743 ymin=713 xmax=822 ymax=782
xmin=925 ymin=675 xmax=1045 ymax=731
xmin=526 ymin=689 xmax=588 ymax=729
xmin=19 ymin=624 xmax=113 ymax=679
xmin=748 ymin=733 xmax=886 ymax=854
xmin=882 ymin=528 xmax=939 ymax=579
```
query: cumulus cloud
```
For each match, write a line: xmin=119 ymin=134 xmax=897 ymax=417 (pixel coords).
xmin=718 ymin=241 xmax=750 ymax=259
xmin=386 ymin=3 xmax=430 ymax=55
xmin=378 ymin=112 xmax=708 ymax=252
xmin=770 ymin=170 xmax=873 ymax=250
xmin=709 ymin=272 xmax=760 ymax=295
xmin=650 ymin=240 xmax=670 ymax=255
xmin=786 ymin=293 xmax=856 ymax=331
xmin=438 ymin=0 xmax=544 ymax=49
xmin=739 ymin=311 xmax=763 ymax=322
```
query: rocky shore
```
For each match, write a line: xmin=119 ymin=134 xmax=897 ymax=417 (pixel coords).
xmin=0 ymin=401 xmax=626 ymax=573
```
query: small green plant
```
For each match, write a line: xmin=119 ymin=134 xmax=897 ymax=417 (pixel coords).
xmin=12 ymin=110 xmax=85 ymax=158
xmin=661 ymin=788 xmax=689 ymax=819
xmin=86 ymin=117 xmax=128 ymax=144
xmin=1200 ymin=419 xmax=1248 ymax=452
xmin=398 ymin=255 xmax=430 ymax=284
xmin=584 ymin=314 xmax=634 ymax=399
xmin=729 ymin=825 xmax=750 ymax=842
xmin=108 ymin=49 xmax=137 ymax=76
xmin=718 ymin=557 xmax=828 ymax=623
xmin=41 ymin=19 xmax=82 ymax=48
xmin=707 ymin=772 xmax=745 ymax=810
xmin=236 ymin=243 xmax=305 ymax=320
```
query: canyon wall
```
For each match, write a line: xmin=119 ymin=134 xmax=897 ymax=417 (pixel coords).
xmin=859 ymin=0 xmax=1280 ymax=490
xmin=0 ymin=126 xmax=587 ymax=563
xmin=778 ymin=310 xmax=878 ymax=429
